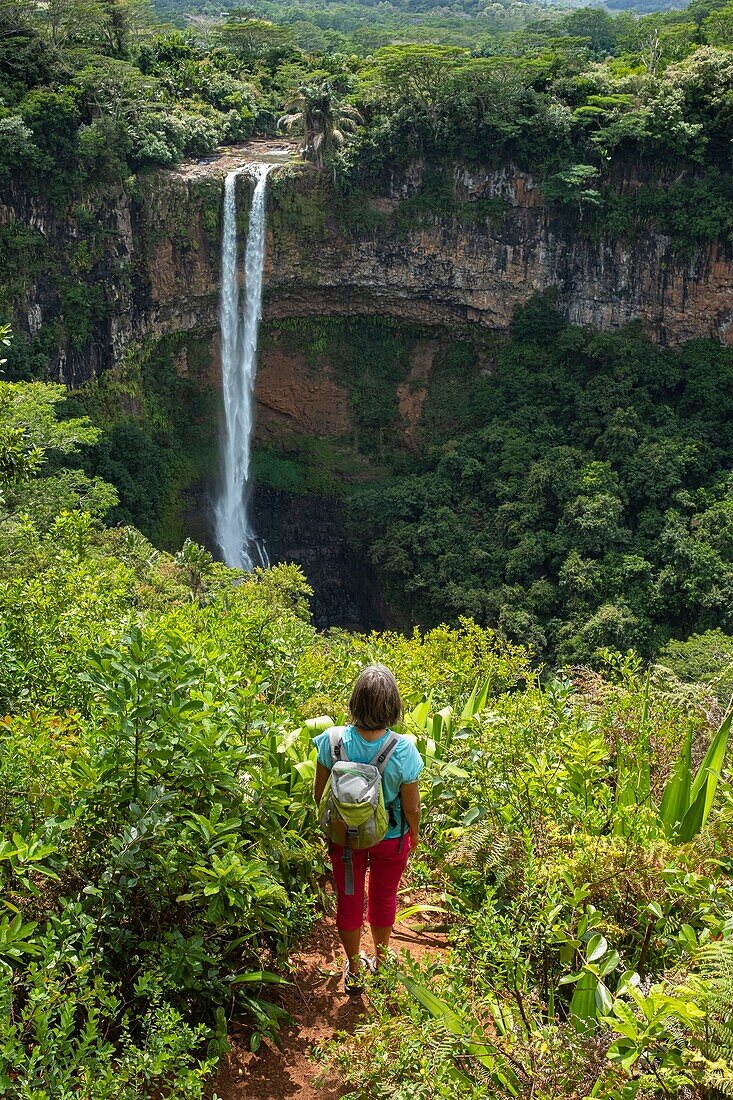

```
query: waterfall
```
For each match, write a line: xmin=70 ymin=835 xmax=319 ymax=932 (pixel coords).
xmin=214 ymin=163 xmax=273 ymax=570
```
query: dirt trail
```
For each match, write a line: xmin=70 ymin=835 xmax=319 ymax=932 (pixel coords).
xmin=213 ymin=900 xmax=448 ymax=1100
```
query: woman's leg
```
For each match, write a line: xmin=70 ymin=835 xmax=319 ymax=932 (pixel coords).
xmin=329 ymin=843 xmax=368 ymax=971
xmin=370 ymin=924 xmax=393 ymax=966
xmin=366 ymin=835 xmax=412 ymax=966
xmin=339 ymin=927 xmax=363 ymax=971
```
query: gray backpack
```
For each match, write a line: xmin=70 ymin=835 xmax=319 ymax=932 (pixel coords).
xmin=318 ymin=728 xmax=403 ymax=895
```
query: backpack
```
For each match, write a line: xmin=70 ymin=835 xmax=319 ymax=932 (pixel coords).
xmin=318 ymin=727 xmax=403 ymax=896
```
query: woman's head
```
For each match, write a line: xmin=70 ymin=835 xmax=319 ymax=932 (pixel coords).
xmin=349 ymin=664 xmax=403 ymax=731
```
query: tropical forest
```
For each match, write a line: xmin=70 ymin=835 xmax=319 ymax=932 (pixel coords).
xmin=2 ymin=0 xmax=733 ymax=1094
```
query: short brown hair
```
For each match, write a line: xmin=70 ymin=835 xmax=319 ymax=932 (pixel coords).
xmin=349 ymin=664 xmax=403 ymax=731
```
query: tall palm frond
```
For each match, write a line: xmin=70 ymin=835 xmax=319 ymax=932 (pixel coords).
xmin=277 ymin=82 xmax=363 ymax=167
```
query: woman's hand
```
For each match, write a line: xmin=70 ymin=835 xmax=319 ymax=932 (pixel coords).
xmin=401 ymin=781 xmax=421 ymax=848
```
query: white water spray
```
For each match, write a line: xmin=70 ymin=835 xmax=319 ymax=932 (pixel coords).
xmin=215 ymin=164 xmax=273 ymax=569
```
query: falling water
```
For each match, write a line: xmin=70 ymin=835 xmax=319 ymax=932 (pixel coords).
xmin=215 ymin=163 xmax=273 ymax=569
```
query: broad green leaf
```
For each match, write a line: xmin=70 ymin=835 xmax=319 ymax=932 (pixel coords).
xmin=680 ymin=924 xmax=697 ymax=948
xmin=232 ymin=971 xmax=290 ymax=985
xmin=689 ymin=707 xmax=732 ymax=827
xmin=587 ymin=933 xmax=608 ymax=963
xmin=304 ymin=715 xmax=334 ymax=733
xmin=294 ymin=759 xmax=315 ymax=781
xmin=431 ymin=707 xmax=452 ymax=743
xmin=678 ymin=782 xmax=707 ymax=843
xmin=600 ymin=951 xmax=620 ymax=977
xmin=607 ymin=999 xmax=640 ymax=1039
xmin=441 ymin=763 xmax=469 ymax=778
xmin=616 ymin=970 xmax=641 ymax=995
xmin=408 ymin=697 xmax=433 ymax=729
xmin=395 ymin=904 xmax=449 ymax=922
xmin=460 ymin=678 xmax=491 ymax=722
xmin=460 ymin=681 xmax=480 ymax=722
xmin=570 ymin=970 xmax=598 ymax=1030
xmin=475 ymin=678 xmax=492 ymax=714
xmin=595 ymin=981 xmax=613 ymax=1015
xmin=396 ymin=972 xmax=465 ymax=1036
xmin=659 ymin=725 xmax=692 ymax=834
xmin=558 ymin=972 xmax=582 ymax=986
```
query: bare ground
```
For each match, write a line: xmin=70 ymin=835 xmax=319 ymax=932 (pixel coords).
xmin=212 ymin=894 xmax=448 ymax=1100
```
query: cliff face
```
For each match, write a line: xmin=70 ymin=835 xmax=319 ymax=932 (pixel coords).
xmin=6 ymin=150 xmax=731 ymax=629
xmin=4 ymin=148 xmax=733 ymax=389
xmin=263 ymin=163 xmax=733 ymax=345
xmin=140 ymin=157 xmax=733 ymax=357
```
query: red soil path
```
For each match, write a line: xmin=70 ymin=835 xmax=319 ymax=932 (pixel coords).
xmin=213 ymin=902 xmax=448 ymax=1100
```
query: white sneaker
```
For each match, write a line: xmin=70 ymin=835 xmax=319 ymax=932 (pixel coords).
xmin=343 ymin=952 xmax=375 ymax=995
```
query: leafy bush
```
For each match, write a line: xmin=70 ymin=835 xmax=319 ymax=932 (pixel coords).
xmin=0 ymin=118 xmax=39 ymax=183
xmin=2 ymin=367 xmax=733 ymax=1097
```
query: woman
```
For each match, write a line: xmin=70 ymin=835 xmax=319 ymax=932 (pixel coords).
xmin=313 ymin=664 xmax=423 ymax=994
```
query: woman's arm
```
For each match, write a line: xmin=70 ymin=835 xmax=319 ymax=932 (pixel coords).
xmin=313 ymin=761 xmax=330 ymax=806
xmin=400 ymin=781 xmax=421 ymax=845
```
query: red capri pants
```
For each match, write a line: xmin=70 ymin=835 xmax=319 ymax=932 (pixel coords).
xmin=329 ymin=834 xmax=413 ymax=931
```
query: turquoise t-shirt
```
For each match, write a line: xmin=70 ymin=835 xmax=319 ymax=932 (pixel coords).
xmin=313 ymin=725 xmax=424 ymax=839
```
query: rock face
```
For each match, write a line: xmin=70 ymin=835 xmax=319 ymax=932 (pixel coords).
xmin=263 ymin=163 xmax=733 ymax=345
xmin=135 ymin=156 xmax=733 ymax=355
xmin=4 ymin=148 xmax=733 ymax=389
xmin=255 ymin=334 xmax=351 ymax=443
xmin=252 ymin=486 xmax=385 ymax=630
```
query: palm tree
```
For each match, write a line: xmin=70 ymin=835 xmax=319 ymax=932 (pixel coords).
xmin=278 ymin=82 xmax=363 ymax=167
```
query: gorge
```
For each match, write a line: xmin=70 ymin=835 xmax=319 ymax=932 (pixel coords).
xmin=7 ymin=154 xmax=733 ymax=389
xmin=4 ymin=146 xmax=733 ymax=641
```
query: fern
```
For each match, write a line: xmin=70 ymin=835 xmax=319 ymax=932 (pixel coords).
xmin=447 ymin=825 xmax=518 ymax=891
xmin=687 ymin=938 xmax=733 ymax=1095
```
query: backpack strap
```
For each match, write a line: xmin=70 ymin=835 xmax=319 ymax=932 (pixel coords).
xmin=368 ymin=734 xmax=399 ymax=774
xmin=329 ymin=728 xmax=348 ymax=766
xmin=342 ymin=838 xmax=357 ymax=896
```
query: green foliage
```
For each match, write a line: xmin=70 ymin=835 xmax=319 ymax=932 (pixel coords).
xmin=0 ymin=379 xmax=117 ymax=535
xmin=69 ymin=335 xmax=220 ymax=548
xmin=346 ymin=305 xmax=733 ymax=663
xmin=3 ymin=364 xmax=733 ymax=1096
xmin=0 ymin=924 xmax=218 ymax=1099
xmin=322 ymin=658 xmax=733 ymax=1097
xmin=279 ymin=81 xmax=362 ymax=166
xmin=660 ymin=628 xmax=733 ymax=704
xmin=587 ymin=168 xmax=733 ymax=251
xmin=542 ymin=163 xmax=601 ymax=212
xmin=0 ymin=6 xmax=258 ymax=202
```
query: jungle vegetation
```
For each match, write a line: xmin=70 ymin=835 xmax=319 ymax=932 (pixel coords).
xmin=3 ymin=0 xmax=733 ymax=214
xmin=243 ymin=308 xmax=733 ymax=668
xmin=343 ymin=302 xmax=733 ymax=665
xmin=1 ymin=326 xmax=733 ymax=1098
